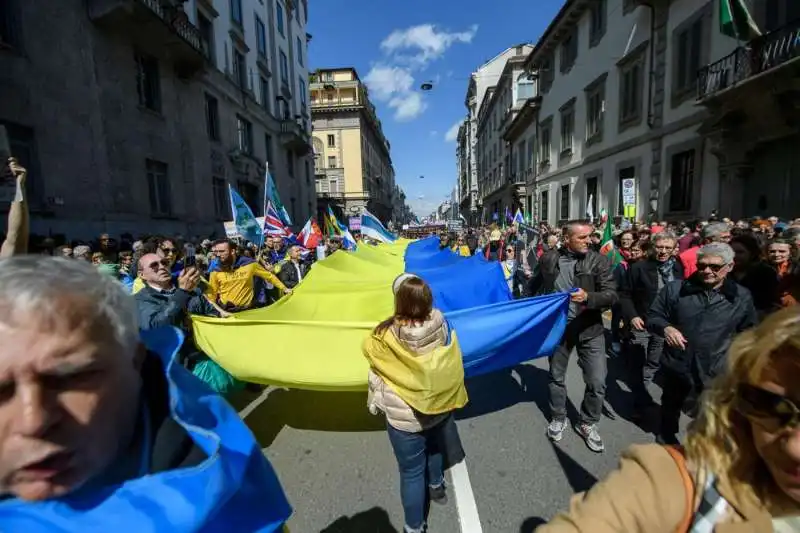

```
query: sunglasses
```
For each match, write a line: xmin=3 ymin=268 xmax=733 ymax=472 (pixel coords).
xmin=696 ymin=262 xmax=727 ymax=272
xmin=160 ymin=247 xmax=177 ymax=255
xmin=736 ymin=383 xmax=800 ymax=432
xmin=145 ymin=259 xmax=171 ymax=271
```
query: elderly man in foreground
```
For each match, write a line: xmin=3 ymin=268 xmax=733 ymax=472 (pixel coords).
xmin=0 ymin=256 xmax=291 ymax=531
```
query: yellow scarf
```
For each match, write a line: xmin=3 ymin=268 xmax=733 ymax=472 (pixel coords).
xmin=363 ymin=328 xmax=468 ymax=415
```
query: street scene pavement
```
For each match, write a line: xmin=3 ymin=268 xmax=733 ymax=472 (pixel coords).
xmin=237 ymin=349 xmax=684 ymax=532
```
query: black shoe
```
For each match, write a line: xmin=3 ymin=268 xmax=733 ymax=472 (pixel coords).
xmin=429 ymin=482 xmax=447 ymax=505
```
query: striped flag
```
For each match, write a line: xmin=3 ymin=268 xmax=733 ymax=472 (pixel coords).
xmin=264 ymin=201 xmax=293 ymax=239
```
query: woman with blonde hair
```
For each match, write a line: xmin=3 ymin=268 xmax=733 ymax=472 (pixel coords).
xmin=363 ymin=274 xmax=468 ymax=533
xmin=539 ymin=306 xmax=800 ymax=532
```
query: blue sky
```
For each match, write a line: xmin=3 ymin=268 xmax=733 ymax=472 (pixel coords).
xmin=307 ymin=0 xmax=565 ymax=217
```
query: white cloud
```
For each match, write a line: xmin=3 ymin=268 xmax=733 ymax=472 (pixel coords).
xmin=444 ymin=120 xmax=462 ymax=142
xmin=389 ymin=92 xmax=427 ymax=122
xmin=381 ymin=24 xmax=478 ymax=67
xmin=364 ymin=23 xmax=477 ymax=123
xmin=363 ymin=65 xmax=414 ymax=102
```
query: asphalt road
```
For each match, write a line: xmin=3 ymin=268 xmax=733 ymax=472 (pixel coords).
xmin=237 ymin=351 xmax=685 ymax=533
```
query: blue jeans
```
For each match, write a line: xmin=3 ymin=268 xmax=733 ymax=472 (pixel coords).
xmin=386 ymin=416 xmax=452 ymax=530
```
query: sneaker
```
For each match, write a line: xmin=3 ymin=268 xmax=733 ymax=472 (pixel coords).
xmin=574 ymin=422 xmax=605 ymax=453
xmin=404 ymin=525 xmax=425 ymax=533
xmin=547 ymin=418 xmax=568 ymax=442
xmin=429 ymin=482 xmax=447 ymax=505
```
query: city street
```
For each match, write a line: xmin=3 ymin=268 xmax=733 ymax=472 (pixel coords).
xmin=238 ymin=350 xmax=684 ymax=532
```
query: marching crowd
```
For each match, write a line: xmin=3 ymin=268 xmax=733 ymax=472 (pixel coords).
xmin=1 ymin=153 xmax=800 ymax=533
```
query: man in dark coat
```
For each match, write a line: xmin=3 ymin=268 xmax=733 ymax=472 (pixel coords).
xmin=619 ymin=231 xmax=683 ymax=415
xmin=648 ymin=242 xmax=756 ymax=445
xmin=531 ymin=221 xmax=618 ymax=453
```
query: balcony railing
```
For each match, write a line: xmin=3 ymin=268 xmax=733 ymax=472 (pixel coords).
xmin=138 ymin=0 xmax=202 ymax=51
xmin=698 ymin=17 xmax=800 ymax=100
xmin=279 ymin=119 xmax=311 ymax=154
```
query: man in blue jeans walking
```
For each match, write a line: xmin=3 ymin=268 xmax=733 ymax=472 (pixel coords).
xmin=530 ymin=221 xmax=618 ymax=453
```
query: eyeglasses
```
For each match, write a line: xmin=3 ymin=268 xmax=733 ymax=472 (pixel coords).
xmin=736 ymin=383 xmax=800 ymax=432
xmin=696 ymin=262 xmax=728 ymax=272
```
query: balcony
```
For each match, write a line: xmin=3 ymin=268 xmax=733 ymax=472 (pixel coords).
xmin=88 ymin=0 xmax=205 ymax=78
xmin=698 ymin=18 xmax=800 ymax=101
xmin=280 ymin=119 xmax=311 ymax=155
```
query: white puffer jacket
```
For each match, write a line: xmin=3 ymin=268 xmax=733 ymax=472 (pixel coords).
xmin=367 ymin=309 xmax=450 ymax=433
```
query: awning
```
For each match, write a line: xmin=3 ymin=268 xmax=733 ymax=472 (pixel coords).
xmin=719 ymin=0 xmax=761 ymax=41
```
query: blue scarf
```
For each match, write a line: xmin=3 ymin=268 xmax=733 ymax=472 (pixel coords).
xmin=0 ymin=327 xmax=292 ymax=532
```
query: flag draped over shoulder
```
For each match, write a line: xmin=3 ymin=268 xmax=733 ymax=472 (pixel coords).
xmin=360 ymin=209 xmax=396 ymax=243
xmin=598 ymin=209 xmax=623 ymax=267
xmin=229 ymin=185 xmax=264 ymax=246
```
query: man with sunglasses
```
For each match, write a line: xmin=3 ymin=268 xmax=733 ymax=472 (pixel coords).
xmin=648 ymin=242 xmax=756 ymax=445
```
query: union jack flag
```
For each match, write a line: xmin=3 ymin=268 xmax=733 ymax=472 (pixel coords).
xmin=264 ymin=201 xmax=293 ymax=239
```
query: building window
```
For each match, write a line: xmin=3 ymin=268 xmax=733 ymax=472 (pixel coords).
xmin=586 ymin=175 xmax=598 ymax=218
xmin=236 ymin=115 xmax=253 ymax=155
xmin=323 ymin=71 xmax=334 ymax=82
xmin=560 ymin=29 xmax=578 ymax=73
xmin=673 ymin=12 xmax=706 ymax=102
xmin=296 ymin=36 xmax=303 ymax=67
xmin=255 ymin=16 xmax=267 ymax=57
xmin=559 ymin=104 xmax=574 ymax=156
xmin=286 ymin=150 xmax=294 ymax=178
xmin=204 ymin=94 xmax=220 ymax=141
xmin=618 ymin=166 xmax=635 ymax=216
xmin=539 ymin=191 xmax=550 ymax=222
xmin=233 ymin=48 xmax=246 ymax=88
xmin=230 ymin=0 xmax=242 ymax=26
xmin=585 ymin=76 xmax=606 ymax=144
xmin=197 ymin=12 xmax=215 ymax=65
xmin=669 ymin=149 xmax=695 ymax=212
xmin=539 ymin=120 xmax=552 ymax=169
xmin=619 ymin=54 xmax=644 ymax=128
xmin=260 ymin=76 xmax=270 ymax=110
xmin=146 ymin=159 xmax=172 ymax=216
xmin=237 ymin=181 xmax=259 ymax=213
xmin=327 ymin=134 xmax=335 ymax=147
xmin=516 ymin=73 xmax=535 ymax=100
xmin=265 ymin=133 xmax=273 ymax=163
xmin=589 ymin=0 xmax=607 ymax=47
xmin=539 ymin=54 xmax=554 ymax=93
xmin=212 ymin=176 xmax=227 ymax=218
xmin=279 ymin=50 xmax=289 ymax=86
xmin=276 ymin=2 xmax=285 ymax=36
xmin=559 ymin=184 xmax=570 ymax=221
xmin=299 ymin=78 xmax=306 ymax=107
xmin=135 ymin=52 xmax=161 ymax=112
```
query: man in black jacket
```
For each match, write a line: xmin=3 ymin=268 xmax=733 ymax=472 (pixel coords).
xmin=276 ymin=245 xmax=308 ymax=289
xmin=531 ymin=221 xmax=618 ymax=453
xmin=619 ymin=231 xmax=683 ymax=414
xmin=648 ymin=242 xmax=756 ymax=445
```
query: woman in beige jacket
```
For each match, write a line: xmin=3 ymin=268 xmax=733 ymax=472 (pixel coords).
xmin=364 ymin=273 xmax=468 ymax=533
xmin=539 ymin=306 xmax=800 ymax=532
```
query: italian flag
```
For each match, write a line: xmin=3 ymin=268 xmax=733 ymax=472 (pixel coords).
xmin=598 ymin=209 xmax=623 ymax=267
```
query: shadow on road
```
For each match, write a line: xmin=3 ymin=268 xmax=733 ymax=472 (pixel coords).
xmin=549 ymin=440 xmax=598 ymax=493
xmin=320 ymin=507 xmax=399 ymax=533
xmin=244 ymin=389 xmax=384 ymax=447
xmin=519 ymin=516 xmax=547 ymax=532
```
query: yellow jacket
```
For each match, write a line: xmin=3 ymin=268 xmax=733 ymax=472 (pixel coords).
xmin=205 ymin=260 xmax=287 ymax=309
xmin=363 ymin=322 xmax=468 ymax=416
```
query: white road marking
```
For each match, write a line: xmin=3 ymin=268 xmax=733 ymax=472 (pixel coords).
xmin=238 ymin=387 xmax=274 ymax=420
xmin=447 ymin=459 xmax=483 ymax=533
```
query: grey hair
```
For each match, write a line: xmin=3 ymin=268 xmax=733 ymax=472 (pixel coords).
xmin=697 ymin=242 xmax=735 ymax=265
xmin=0 ymin=256 xmax=138 ymax=353
xmin=701 ymin=222 xmax=729 ymax=241
xmin=651 ymin=231 xmax=678 ymax=245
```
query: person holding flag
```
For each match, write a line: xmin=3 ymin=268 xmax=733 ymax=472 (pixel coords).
xmin=530 ymin=219 xmax=618 ymax=453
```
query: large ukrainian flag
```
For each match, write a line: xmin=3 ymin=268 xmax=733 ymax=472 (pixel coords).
xmin=191 ymin=237 xmax=569 ymax=391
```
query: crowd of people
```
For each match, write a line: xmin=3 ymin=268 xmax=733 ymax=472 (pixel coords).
xmin=1 ymin=154 xmax=800 ymax=532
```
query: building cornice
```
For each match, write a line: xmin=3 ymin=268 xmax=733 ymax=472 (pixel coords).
xmin=503 ymin=97 xmax=542 ymax=142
